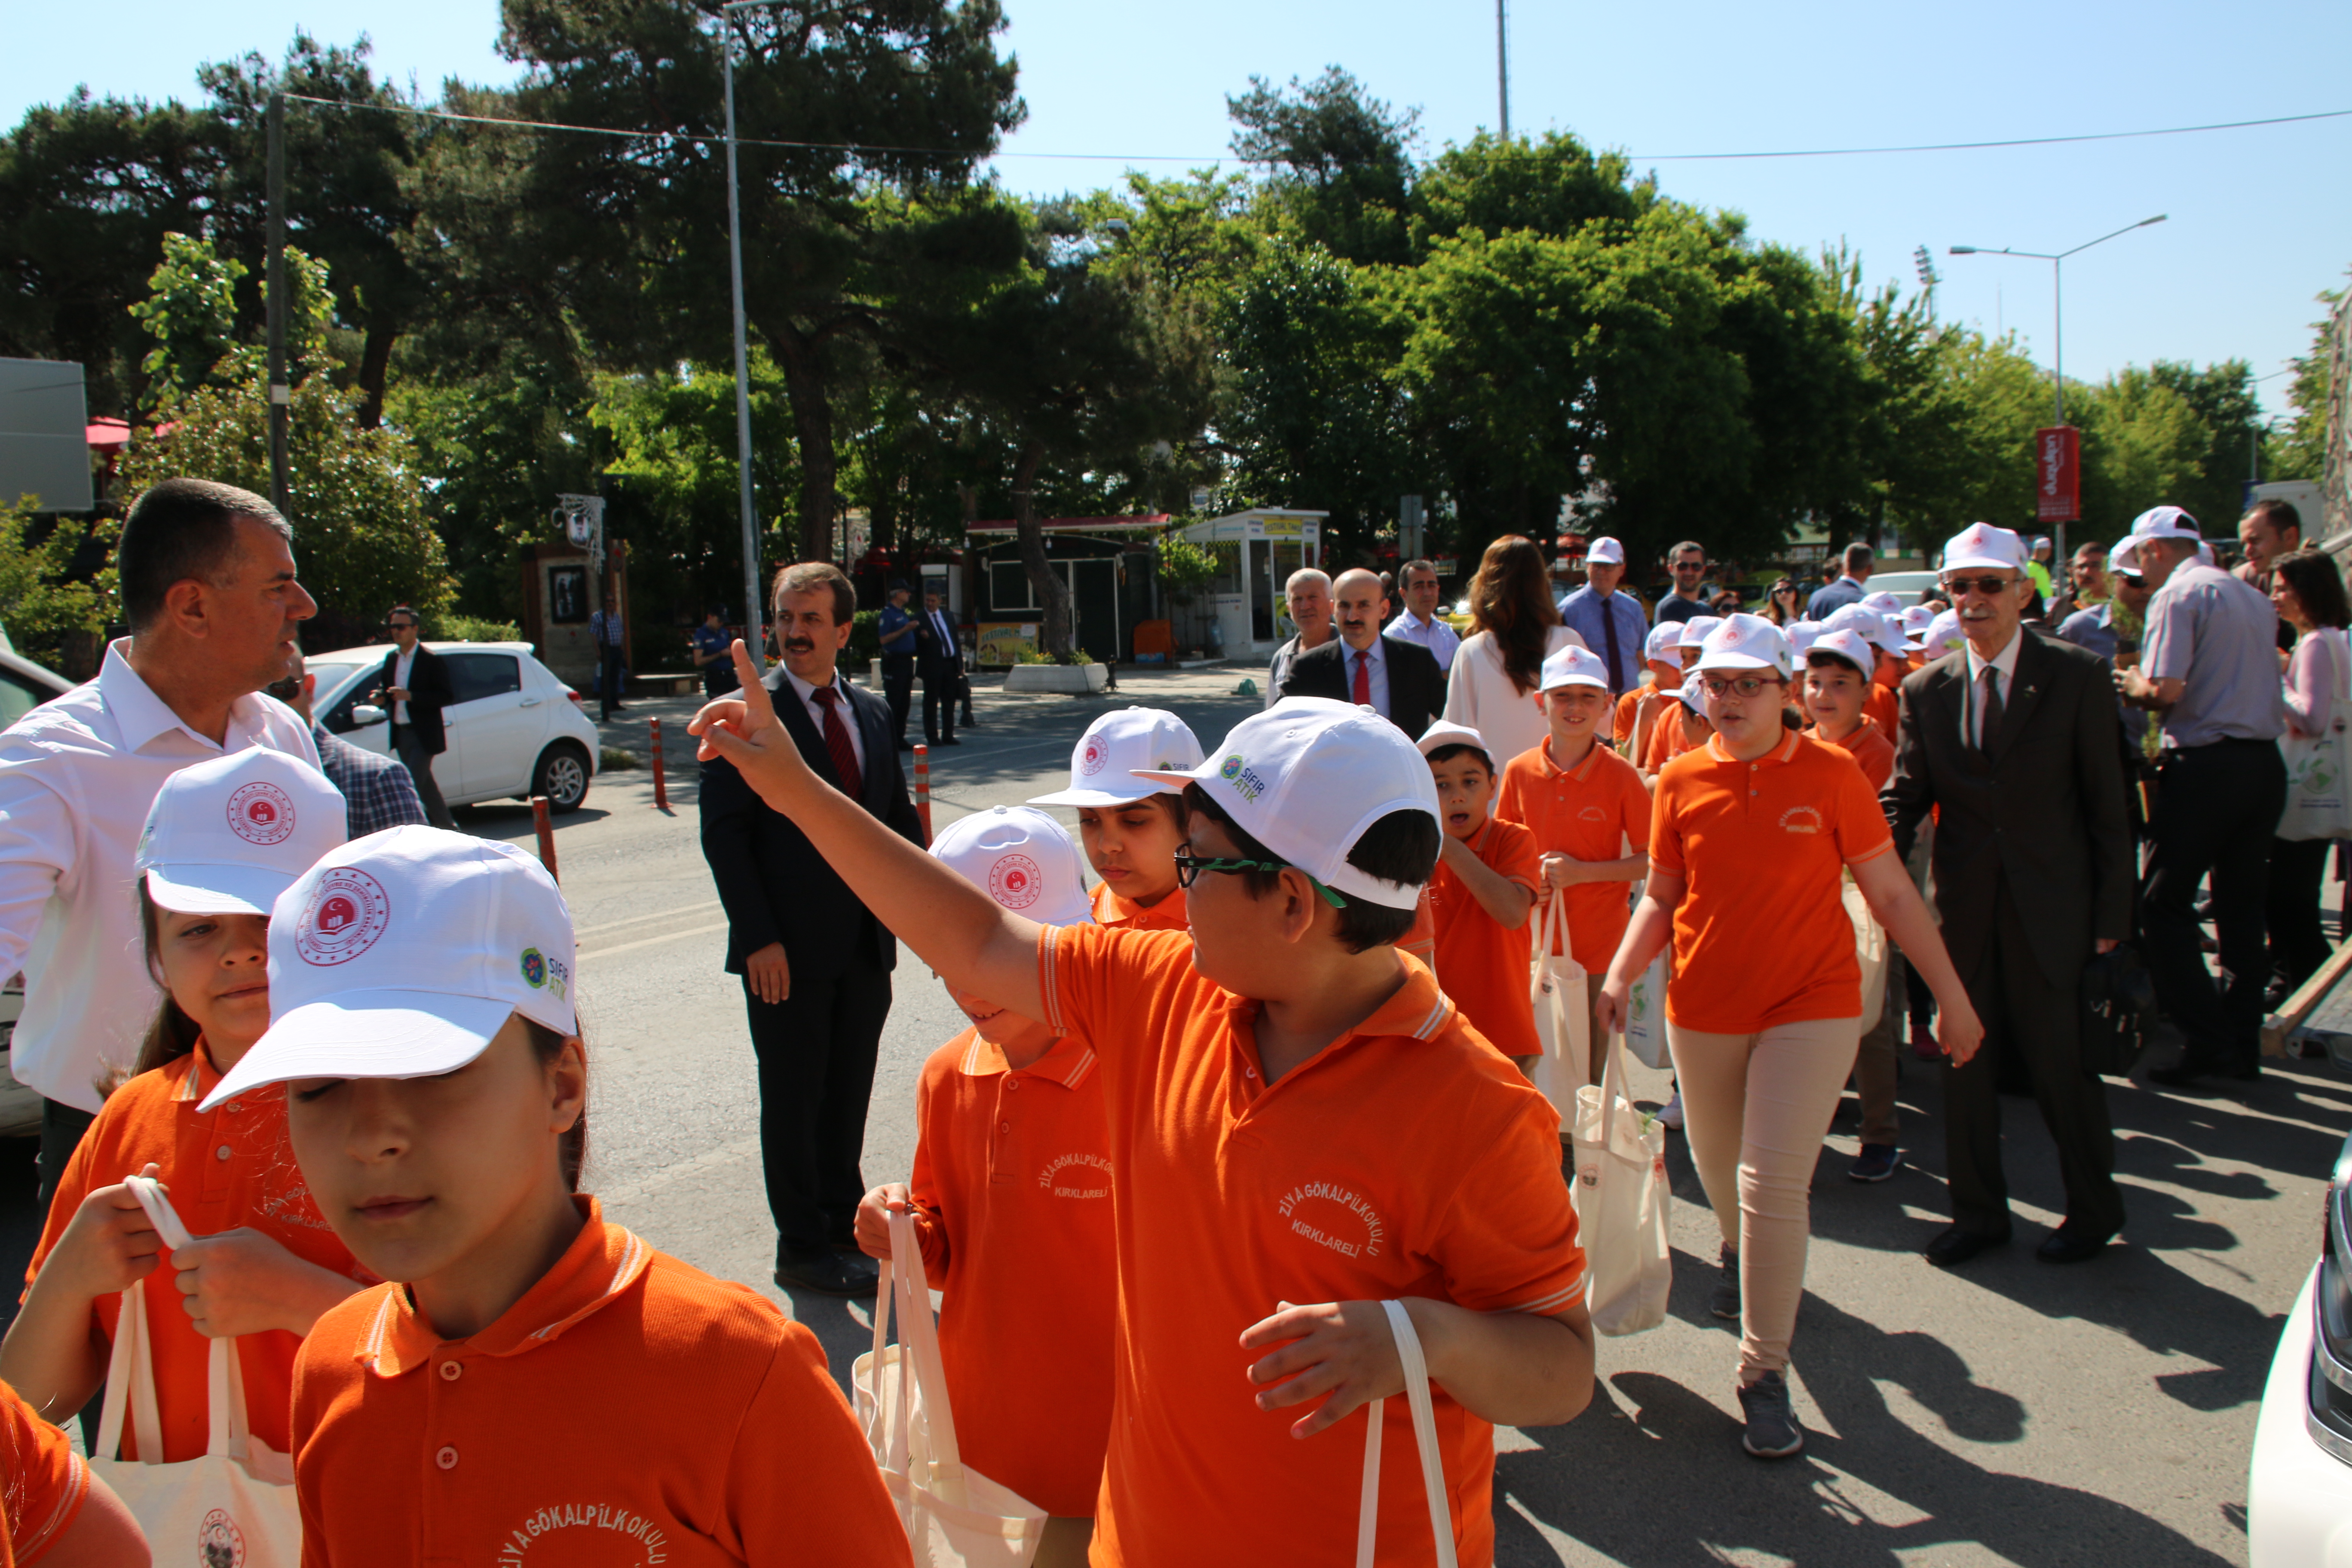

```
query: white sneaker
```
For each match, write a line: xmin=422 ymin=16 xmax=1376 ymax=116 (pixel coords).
xmin=1658 ymin=1092 xmax=1684 ymax=1131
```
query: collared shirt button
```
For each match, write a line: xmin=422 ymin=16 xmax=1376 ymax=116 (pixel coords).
xmin=998 ymin=1121 xmax=1011 ymax=1133
xmin=436 ymin=1445 xmax=458 ymax=1470
xmin=439 ymin=1360 xmax=462 ymax=1382
xmin=1007 ymin=1079 xmax=1020 ymax=1091
xmin=214 ymin=1145 xmax=233 ymax=1161
xmin=225 ymin=1102 xmax=242 ymax=1113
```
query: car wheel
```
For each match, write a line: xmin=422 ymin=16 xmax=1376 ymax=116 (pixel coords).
xmin=534 ymin=741 xmax=591 ymax=813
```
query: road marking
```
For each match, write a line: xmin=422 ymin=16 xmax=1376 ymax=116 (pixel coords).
xmin=575 ymin=900 xmax=721 ymax=938
xmin=584 ymin=921 xmax=730 ymax=959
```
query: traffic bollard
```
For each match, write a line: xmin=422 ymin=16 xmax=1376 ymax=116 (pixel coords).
xmin=913 ymin=744 xmax=932 ymax=846
xmin=532 ymin=795 xmax=558 ymax=883
xmin=649 ymin=717 xmax=669 ymax=811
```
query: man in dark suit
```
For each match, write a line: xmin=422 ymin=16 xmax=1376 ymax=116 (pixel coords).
xmin=700 ymin=561 xmax=926 ymax=1297
xmin=1807 ymin=542 xmax=1876 ymax=620
xmin=1279 ymin=567 xmax=1446 ymax=737
xmin=370 ymin=605 xmax=455 ymax=829
xmin=1885 ymin=524 xmax=2134 ymax=1268
xmin=914 ymin=587 xmax=962 ymax=747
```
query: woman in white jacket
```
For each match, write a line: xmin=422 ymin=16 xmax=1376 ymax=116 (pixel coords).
xmin=1443 ymin=535 xmax=1587 ymax=769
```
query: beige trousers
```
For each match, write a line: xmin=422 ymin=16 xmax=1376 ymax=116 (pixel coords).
xmin=1667 ymin=1015 xmax=1862 ymax=1382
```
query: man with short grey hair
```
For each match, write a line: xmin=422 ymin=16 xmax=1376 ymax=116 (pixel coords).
xmin=1265 ymin=567 xmax=1333 ymax=708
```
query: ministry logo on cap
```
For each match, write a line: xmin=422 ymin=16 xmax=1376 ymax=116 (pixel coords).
xmin=1080 ymin=736 xmax=1109 ymax=776
xmin=226 ymin=781 xmax=296 ymax=846
xmin=295 ymin=867 xmax=391 ymax=966
xmin=989 ymin=854 xmax=1043 ymax=909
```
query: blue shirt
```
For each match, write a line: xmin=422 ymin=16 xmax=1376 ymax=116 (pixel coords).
xmin=2054 ymin=603 xmax=2116 ymax=662
xmin=692 ymin=625 xmax=740 ymax=694
xmin=1806 ymin=577 xmax=1866 ymax=620
xmin=1555 ymin=586 xmax=1646 ymax=694
xmin=877 ymin=604 xmax=917 ymax=665
xmin=1654 ymin=593 xmax=1711 ymax=627
xmin=2143 ymin=560 xmax=2287 ymax=748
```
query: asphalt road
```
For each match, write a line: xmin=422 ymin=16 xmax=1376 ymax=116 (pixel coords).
xmin=5 ymin=663 xmax=2329 ymax=1565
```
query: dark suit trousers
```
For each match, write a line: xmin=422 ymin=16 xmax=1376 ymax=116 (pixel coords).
xmin=744 ymin=961 xmax=891 ymax=1256
xmin=390 ymin=723 xmax=455 ymax=830
xmin=1946 ymin=881 xmax=2125 ymax=1239
xmin=2143 ymin=739 xmax=2288 ymax=1068
xmin=882 ymin=658 xmax=915 ymax=747
xmin=922 ymin=664 xmax=957 ymax=743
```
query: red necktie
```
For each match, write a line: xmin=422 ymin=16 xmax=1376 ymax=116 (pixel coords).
xmin=1351 ymin=649 xmax=1372 ymax=705
xmin=812 ymin=686 xmax=864 ymax=799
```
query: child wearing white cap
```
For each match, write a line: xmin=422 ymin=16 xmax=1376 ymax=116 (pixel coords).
xmin=1029 ymin=707 xmax=1204 ymax=933
xmin=1818 ymin=604 xmax=1907 ymax=738
xmin=1415 ymin=722 xmax=1542 ymax=1071
xmin=857 ymin=805 xmax=1109 ymax=1565
xmin=1640 ymin=671 xmax=1715 ymax=780
xmin=1614 ymin=622 xmax=1687 ymax=756
xmin=691 ymin=650 xmax=1592 ymax=1568
xmin=1 ymin=748 xmax=366 ymax=1470
xmin=193 ymin=826 xmax=906 ymax=1565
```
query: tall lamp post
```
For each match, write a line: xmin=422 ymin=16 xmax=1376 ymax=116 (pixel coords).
xmin=720 ymin=1 xmax=771 ymax=671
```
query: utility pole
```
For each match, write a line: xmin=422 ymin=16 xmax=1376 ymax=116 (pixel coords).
xmin=1496 ymin=0 xmax=1511 ymax=140
xmin=722 ymin=3 xmax=767 ymax=670
xmin=265 ymin=91 xmax=290 ymax=518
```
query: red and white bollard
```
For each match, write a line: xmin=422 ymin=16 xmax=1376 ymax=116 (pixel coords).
xmin=649 ymin=717 xmax=669 ymax=811
xmin=531 ymin=795 xmax=559 ymax=883
xmin=913 ymin=744 xmax=932 ymax=846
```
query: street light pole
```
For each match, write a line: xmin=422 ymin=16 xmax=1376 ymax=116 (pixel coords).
xmin=1496 ymin=0 xmax=1510 ymax=140
xmin=1949 ymin=214 xmax=2166 ymax=429
xmin=721 ymin=3 xmax=766 ymax=671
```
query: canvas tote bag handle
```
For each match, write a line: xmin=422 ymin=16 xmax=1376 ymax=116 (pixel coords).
xmin=1354 ymin=1300 xmax=1460 ymax=1568
xmin=888 ymin=1205 xmax=972 ymax=1509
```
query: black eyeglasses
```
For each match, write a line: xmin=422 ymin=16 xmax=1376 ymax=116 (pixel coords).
xmin=1171 ymin=848 xmax=1346 ymax=908
xmin=1942 ymin=576 xmax=2016 ymax=598
xmin=387 ymin=620 xmax=416 ymax=631
xmin=1701 ymin=674 xmax=1784 ymax=699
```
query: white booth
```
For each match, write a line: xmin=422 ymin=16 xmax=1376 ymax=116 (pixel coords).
xmin=1177 ymin=508 xmax=1328 ymax=658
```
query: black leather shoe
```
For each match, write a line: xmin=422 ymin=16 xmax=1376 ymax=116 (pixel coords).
xmin=2035 ymin=1228 xmax=2114 ymax=1265
xmin=774 ymin=1248 xmax=880 ymax=1298
xmin=2148 ymin=1054 xmax=2245 ymax=1090
xmin=937 ymin=736 xmax=962 ymax=746
xmin=1924 ymin=1225 xmax=2009 ymax=1268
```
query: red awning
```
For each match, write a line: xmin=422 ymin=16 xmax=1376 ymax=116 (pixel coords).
xmin=85 ymin=418 xmax=131 ymax=450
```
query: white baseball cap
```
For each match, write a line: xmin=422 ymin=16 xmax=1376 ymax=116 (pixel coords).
xmin=1859 ymin=591 xmax=1905 ymax=617
xmin=1029 ymin=707 xmax=1203 ymax=808
xmin=1804 ymin=628 xmax=1876 ymax=675
xmin=200 ymin=827 xmax=576 ymax=1111
xmin=2128 ymin=504 xmax=2202 ymax=541
xmin=930 ymin=806 xmax=1093 ymax=926
xmin=1899 ymin=604 xmax=1939 ymax=639
xmin=1821 ymin=603 xmax=1906 ymax=656
xmin=1135 ymin=697 xmax=1438 ymax=911
xmin=1415 ymin=720 xmax=1490 ymax=760
xmin=1585 ymin=536 xmax=1626 ymax=567
xmin=137 ymin=748 xmax=348 ymax=916
xmin=1942 ymin=522 xmax=2025 ymax=575
xmin=1539 ymin=644 xmax=1610 ymax=692
xmin=1918 ymin=608 xmax=1965 ymax=660
xmin=1691 ymin=612 xmax=1795 ymax=677
xmin=1784 ymin=620 xmax=1825 ymax=656
xmin=1675 ymin=672 xmax=1709 ymax=711
xmin=1677 ymin=615 xmax=1725 ymax=650
xmin=1644 ymin=622 xmax=1685 ymax=662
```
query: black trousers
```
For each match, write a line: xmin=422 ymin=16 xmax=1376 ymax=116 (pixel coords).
xmin=599 ymin=644 xmax=625 ymax=719
xmin=1946 ymin=881 xmax=2125 ymax=1239
xmin=2143 ymin=738 xmax=2288 ymax=1069
xmin=921 ymin=663 xmax=957 ymax=743
xmin=882 ymin=658 xmax=915 ymax=747
xmin=742 ymin=961 xmax=891 ymax=1258
xmin=390 ymin=724 xmax=455 ymax=830
xmin=2269 ymin=834 xmax=2336 ymax=993
xmin=37 ymin=1097 xmax=94 ymax=1208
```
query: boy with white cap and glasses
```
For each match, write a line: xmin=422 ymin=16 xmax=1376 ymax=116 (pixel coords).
xmin=693 ymin=650 xmax=1592 ymax=1567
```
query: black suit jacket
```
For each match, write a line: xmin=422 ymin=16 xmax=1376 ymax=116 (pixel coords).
xmin=1884 ymin=626 xmax=2133 ymax=986
xmin=699 ymin=668 xmax=926 ymax=977
xmin=374 ymin=644 xmax=454 ymax=755
xmin=913 ymin=609 xmax=962 ymax=678
xmin=1279 ymin=635 xmax=1447 ymax=738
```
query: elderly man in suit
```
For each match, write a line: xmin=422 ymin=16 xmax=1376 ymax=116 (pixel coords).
xmin=1279 ymin=566 xmax=1447 ymax=736
xmin=1886 ymin=523 xmax=2133 ymax=1268
xmin=701 ymin=561 xmax=926 ymax=1297
xmin=370 ymin=604 xmax=456 ymax=830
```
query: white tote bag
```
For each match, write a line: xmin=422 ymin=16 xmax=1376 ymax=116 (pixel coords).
xmin=1526 ymin=897 xmax=1590 ymax=1122
xmin=1620 ymin=947 xmax=1672 ymax=1072
xmin=1570 ymin=1040 xmax=1672 ymax=1338
xmin=2281 ymin=628 xmax=2352 ymax=841
xmin=852 ymin=1209 xmax=1046 ymax=1568
xmin=1841 ymin=879 xmax=1888 ymax=1027
xmin=1354 ymin=1300 xmax=1458 ymax=1568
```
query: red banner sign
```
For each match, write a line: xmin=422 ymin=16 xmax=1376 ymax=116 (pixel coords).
xmin=2036 ymin=426 xmax=2080 ymax=523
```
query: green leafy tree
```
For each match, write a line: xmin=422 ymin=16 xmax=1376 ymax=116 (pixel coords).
xmin=2271 ymin=291 xmax=2340 ymax=484
xmin=1228 ymin=66 xmax=1419 ymax=264
xmin=0 ymin=497 xmax=110 ymax=670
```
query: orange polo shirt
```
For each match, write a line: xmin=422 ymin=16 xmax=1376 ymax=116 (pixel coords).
xmin=1091 ymin=880 xmax=1189 ymax=933
xmin=1611 ymin=686 xmax=1643 ymax=746
xmin=906 ymin=1027 xmax=1115 ymax=1518
xmin=1496 ymin=738 xmax=1652 ymax=971
xmin=291 ymin=1198 xmax=905 ymax=1568
xmin=1862 ymin=652 xmax=1904 ymax=738
xmin=1426 ymin=818 xmax=1541 ymax=1057
xmin=1648 ymin=731 xmax=1895 ymax=1034
xmin=1815 ymin=721 xmax=1894 ymax=791
xmin=0 ymin=1378 xmax=88 ymax=1566
xmin=29 ymin=1040 xmax=372 ymax=1463
xmin=1035 ymin=925 xmax=1584 ymax=1568
xmin=1643 ymin=703 xmax=1704 ymax=772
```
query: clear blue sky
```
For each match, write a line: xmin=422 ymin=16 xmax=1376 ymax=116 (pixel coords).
xmin=10 ymin=0 xmax=2348 ymax=425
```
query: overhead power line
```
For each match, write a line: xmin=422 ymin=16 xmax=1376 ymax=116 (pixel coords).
xmin=281 ymin=92 xmax=2352 ymax=166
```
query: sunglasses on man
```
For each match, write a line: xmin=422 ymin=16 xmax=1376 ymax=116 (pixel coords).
xmin=1940 ymin=575 xmax=2018 ymax=598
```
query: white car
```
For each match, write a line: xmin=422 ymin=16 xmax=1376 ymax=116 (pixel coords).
xmin=309 ymin=641 xmax=600 ymax=812
xmin=2248 ymin=1126 xmax=2352 ymax=1563
xmin=1856 ymin=570 xmax=1944 ymax=609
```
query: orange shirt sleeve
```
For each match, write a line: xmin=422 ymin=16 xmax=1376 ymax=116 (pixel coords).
xmin=905 ymin=1050 xmax=954 ymax=1276
xmin=0 ymin=1379 xmax=89 ymax=1565
xmin=719 ymin=1321 xmax=910 ymax=1566
xmin=1616 ymin=760 xmax=1651 ymax=853
xmin=1613 ymin=689 xmax=1641 ymax=744
xmin=1647 ymin=770 xmax=1686 ymax=879
xmin=1832 ymin=749 xmax=1896 ymax=866
xmin=1432 ymin=1096 xmax=1588 ymax=1317
xmin=1492 ymin=760 xmax=1528 ymax=827
xmin=1488 ymin=820 xmax=1540 ymax=888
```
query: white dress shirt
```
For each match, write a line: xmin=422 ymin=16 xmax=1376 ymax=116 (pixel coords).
xmin=1384 ymin=609 xmax=1461 ymax=674
xmin=0 ymin=641 xmax=319 ymax=1109
xmin=1962 ymin=629 xmax=2024 ymax=749
xmin=784 ymin=667 xmax=867 ymax=777
xmin=1341 ymin=637 xmax=1392 ymax=721
xmin=392 ymin=645 xmax=416 ymax=726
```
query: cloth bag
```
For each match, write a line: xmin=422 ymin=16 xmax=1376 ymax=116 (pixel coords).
xmin=852 ymin=1208 xmax=1046 ymax=1568
xmin=1841 ymin=878 xmax=1888 ymax=1028
xmin=1527 ymin=897 xmax=1590 ymax=1121
xmin=91 ymin=1280 xmax=302 ymax=1568
xmin=1620 ymin=946 xmax=1672 ymax=1072
xmin=2280 ymin=627 xmax=2352 ymax=842
xmin=1570 ymin=1039 xmax=1672 ymax=1338
xmin=1354 ymin=1300 xmax=1459 ymax=1568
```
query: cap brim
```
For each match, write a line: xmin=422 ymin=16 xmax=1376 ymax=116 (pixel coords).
xmin=143 ymin=863 xmax=298 ymax=918
xmin=1691 ymin=650 xmax=1777 ymax=672
xmin=1028 ymin=780 xmax=1178 ymax=807
xmin=1942 ymin=554 xmax=2019 ymax=573
xmin=1132 ymin=767 xmax=1212 ymax=791
xmin=1539 ymin=676 xmax=1609 ymax=693
xmin=198 ymin=991 xmax=515 ymax=1111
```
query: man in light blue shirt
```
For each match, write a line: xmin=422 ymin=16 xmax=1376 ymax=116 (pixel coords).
xmin=1555 ymin=536 xmax=1647 ymax=695
xmin=1383 ymin=558 xmax=1461 ymax=674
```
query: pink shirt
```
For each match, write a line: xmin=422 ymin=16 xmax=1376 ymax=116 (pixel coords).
xmin=2285 ymin=628 xmax=2347 ymax=738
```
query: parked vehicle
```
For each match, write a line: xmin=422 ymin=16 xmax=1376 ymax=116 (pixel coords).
xmin=310 ymin=641 xmax=600 ymax=812
xmin=2248 ymin=1122 xmax=2352 ymax=1562
xmin=1858 ymin=570 xmax=1943 ymax=609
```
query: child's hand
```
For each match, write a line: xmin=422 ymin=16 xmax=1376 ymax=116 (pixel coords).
xmin=855 ymin=1185 xmax=912 ymax=1260
xmin=45 ymin=1167 xmax=168 ymax=1301
xmin=1595 ymin=976 xmax=1631 ymax=1036
xmin=1240 ymin=1299 xmax=1405 ymax=1440
xmin=172 ymin=1229 xmax=360 ymax=1339
xmin=1541 ymin=853 xmax=1583 ymax=891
